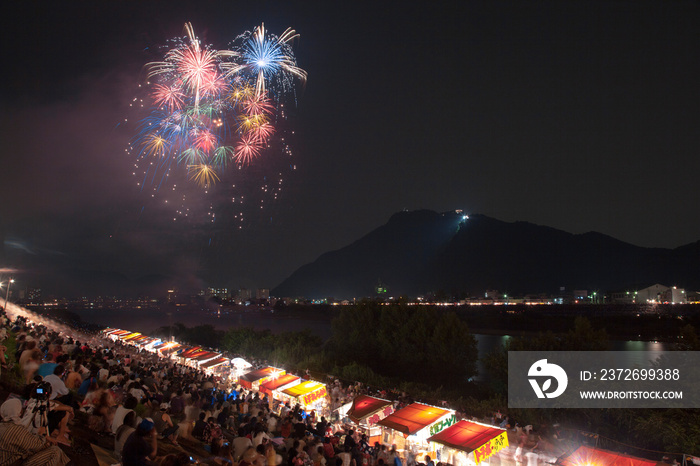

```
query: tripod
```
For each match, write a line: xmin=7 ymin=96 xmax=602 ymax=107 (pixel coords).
xmin=30 ymin=398 xmax=50 ymax=438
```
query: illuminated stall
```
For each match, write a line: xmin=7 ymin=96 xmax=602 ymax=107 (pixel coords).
xmin=557 ymin=446 xmax=658 ymax=466
xmin=377 ymin=403 xmax=455 ymax=460
xmin=347 ymin=395 xmax=394 ymax=444
xmin=260 ymin=374 xmax=301 ymax=399
xmin=192 ymin=351 xmax=220 ymax=365
xmin=178 ymin=346 xmax=203 ymax=361
xmin=230 ymin=358 xmax=253 ymax=382
xmin=200 ymin=356 xmax=230 ymax=376
xmin=121 ymin=332 xmax=142 ymax=342
xmin=184 ymin=351 xmax=221 ymax=369
xmin=152 ymin=342 xmax=166 ymax=350
xmin=109 ymin=330 xmax=131 ymax=339
xmin=160 ymin=343 xmax=183 ymax=358
xmin=105 ymin=329 xmax=130 ymax=342
xmin=239 ymin=367 xmax=286 ymax=390
xmin=129 ymin=335 xmax=150 ymax=346
xmin=142 ymin=338 xmax=162 ymax=352
xmin=427 ymin=420 xmax=508 ymax=466
xmin=278 ymin=381 xmax=328 ymax=414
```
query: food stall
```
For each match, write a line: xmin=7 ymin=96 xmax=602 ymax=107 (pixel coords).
xmin=178 ymin=348 xmax=218 ymax=368
xmin=142 ymin=338 xmax=163 ymax=352
xmin=377 ymin=403 xmax=455 ymax=460
xmin=278 ymin=380 xmax=329 ymax=414
xmin=177 ymin=346 xmax=203 ymax=361
xmin=427 ymin=420 xmax=508 ymax=466
xmin=347 ymin=395 xmax=394 ymax=444
xmin=238 ymin=367 xmax=286 ymax=390
xmin=121 ymin=332 xmax=143 ymax=342
xmin=230 ymin=358 xmax=253 ymax=382
xmin=103 ymin=328 xmax=127 ymax=338
xmin=557 ymin=446 xmax=658 ymax=466
xmin=160 ymin=343 xmax=183 ymax=358
xmin=260 ymin=374 xmax=301 ymax=399
xmin=200 ymin=356 xmax=230 ymax=377
xmin=192 ymin=351 xmax=220 ymax=365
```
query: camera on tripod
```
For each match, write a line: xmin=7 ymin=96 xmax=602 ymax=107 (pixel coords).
xmin=31 ymin=381 xmax=52 ymax=402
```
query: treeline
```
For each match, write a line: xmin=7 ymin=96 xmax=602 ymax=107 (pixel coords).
xmin=150 ymin=324 xmax=325 ymax=373
xmin=153 ymin=302 xmax=479 ymax=391
xmin=329 ymin=302 xmax=477 ymax=387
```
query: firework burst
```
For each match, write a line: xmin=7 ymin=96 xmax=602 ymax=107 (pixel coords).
xmin=222 ymin=23 xmax=307 ymax=98
xmin=129 ymin=21 xmax=305 ymax=225
xmin=188 ymin=164 xmax=220 ymax=187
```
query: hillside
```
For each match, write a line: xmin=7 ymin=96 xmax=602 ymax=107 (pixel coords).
xmin=272 ymin=210 xmax=700 ymax=299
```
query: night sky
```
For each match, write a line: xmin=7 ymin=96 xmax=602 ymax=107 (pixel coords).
xmin=1 ymin=1 xmax=699 ymax=297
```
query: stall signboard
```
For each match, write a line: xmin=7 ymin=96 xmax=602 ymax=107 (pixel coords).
xmin=302 ymin=384 xmax=327 ymax=406
xmin=473 ymin=430 xmax=508 ymax=465
xmin=367 ymin=406 xmax=394 ymax=426
xmin=429 ymin=414 xmax=457 ymax=436
xmin=281 ymin=381 xmax=328 ymax=408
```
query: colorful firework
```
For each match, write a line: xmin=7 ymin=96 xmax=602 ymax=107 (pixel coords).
xmin=222 ymin=23 xmax=307 ymax=98
xmin=188 ymin=164 xmax=220 ymax=187
xmin=234 ymin=134 xmax=264 ymax=165
xmin=131 ymin=21 xmax=305 ymax=194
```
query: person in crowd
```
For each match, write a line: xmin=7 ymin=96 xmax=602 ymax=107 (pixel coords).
xmin=154 ymin=403 xmax=180 ymax=447
xmin=233 ymin=425 xmax=253 ymax=460
xmin=121 ymin=418 xmax=160 ymax=466
xmin=181 ymin=398 xmax=199 ymax=440
xmin=203 ymin=416 xmax=223 ymax=451
xmin=170 ymin=390 xmax=185 ymax=418
xmin=64 ymin=363 xmax=82 ymax=390
xmin=78 ymin=376 xmax=98 ymax=398
xmin=192 ymin=412 xmax=208 ymax=441
xmin=37 ymin=353 xmax=58 ymax=378
xmin=337 ymin=444 xmax=354 ymax=466
xmin=22 ymin=349 xmax=42 ymax=384
xmin=43 ymin=364 xmax=71 ymax=404
xmin=0 ymin=412 xmax=70 ymax=466
xmin=265 ymin=442 xmax=279 ymax=466
xmin=112 ymin=396 xmax=138 ymax=434
xmin=18 ymin=339 xmax=37 ymax=368
xmin=0 ymin=398 xmax=23 ymax=425
xmin=253 ymin=423 xmax=271 ymax=447
xmin=130 ymin=381 xmax=147 ymax=403
xmin=115 ymin=411 xmax=138 ymax=462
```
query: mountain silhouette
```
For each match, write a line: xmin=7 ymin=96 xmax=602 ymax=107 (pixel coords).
xmin=272 ymin=210 xmax=700 ymax=299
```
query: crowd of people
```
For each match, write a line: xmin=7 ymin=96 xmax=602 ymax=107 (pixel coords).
xmin=0 ymin=304 xmax=479 ymax=466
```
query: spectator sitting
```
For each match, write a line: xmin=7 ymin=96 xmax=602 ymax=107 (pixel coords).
xmin=154 ymin=402 xmax=180 ymax=447
xmin=114 ymin=411 xmax=137 ymax=462
xmin=121 ymin=418 xmax=159 ymax=466
xmin=43 ymin=364 xmax=71 ymax=405
xmin=192 ymin=412 xmax=207 ymax=441
xmin=112 ymin=395 xmax=139 ymax=434
xmin=0 ymin=409 xmax=70 ymax=466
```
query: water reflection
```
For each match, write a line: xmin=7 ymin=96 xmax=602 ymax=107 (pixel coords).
xmin=475 ymin=334 xmax=670 ymax=381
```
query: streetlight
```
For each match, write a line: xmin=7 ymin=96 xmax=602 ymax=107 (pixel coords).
xmin=3 ymin=279 xmax=14 ymax=310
